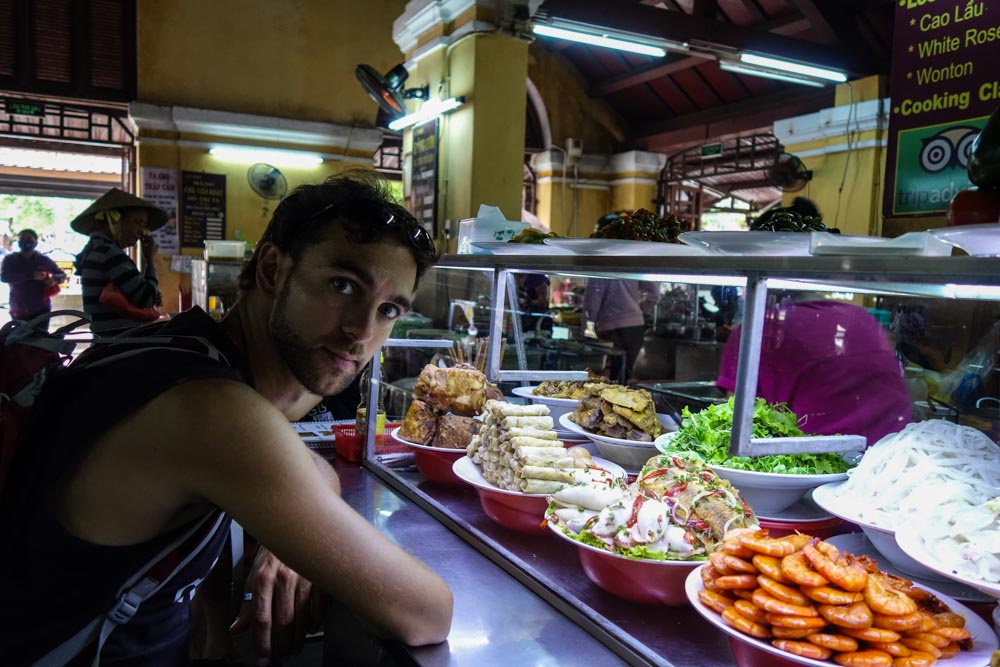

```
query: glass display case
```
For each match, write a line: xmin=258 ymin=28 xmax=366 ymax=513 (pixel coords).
xmin=354 ymin=252 xmax=1000 ymax=667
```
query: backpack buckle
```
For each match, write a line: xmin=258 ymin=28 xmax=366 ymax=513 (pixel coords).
xmin=108 ymin=589 xmax=143 ymax=624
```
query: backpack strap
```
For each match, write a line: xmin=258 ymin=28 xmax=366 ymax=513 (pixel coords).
xmin=30 ymin=511 xmax=229 ymax=667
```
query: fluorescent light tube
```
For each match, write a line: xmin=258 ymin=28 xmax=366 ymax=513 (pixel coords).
xmin=209 ymin=146 xmax=323 ymax=166
xmin=532 ymin=24 xmax=667 ymax=57
xmin=740 ymin=53 xmax=847 ymax=83
xmin=388 ymin=96 xmax=465 ymax=131
xmin=719 ymin=61 xmax=825 ymax=88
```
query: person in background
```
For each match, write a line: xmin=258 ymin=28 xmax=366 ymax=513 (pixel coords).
xmin=583 ymin=277 xmax=658 ymax=384
xmin=0 ymin=171 xmax=453 ymax=665
xmin=0 ymin=228 xmax=66 ymax=327
xmin=716 ymin=295 xmax=913 ymax=446
xmin=71 ymin=188 xmax=164 ymax=336
xmin=517 ymin=272 xmax=551 ymax=334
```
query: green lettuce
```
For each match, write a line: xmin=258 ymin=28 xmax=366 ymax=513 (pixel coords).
xmin=665 ymin=397 xmax=852 ymax=475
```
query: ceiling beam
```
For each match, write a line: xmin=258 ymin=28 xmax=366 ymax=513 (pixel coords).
xmin=630 ymin=86 xmax=834 ymax=152
xmin=588 ymin=9 xmax=810 ymax=98
xmin=541 ymin=0 xmax=867 ymax=73
xmin=788 ymin=0 xmax=888 ymax=72
xmin=733 ymin=0 xmax=767 ymax=22
xmin=788 ymin=0 xmax=838 ymax=44
xmin=590 ymin=54 xmax=713 ymax=96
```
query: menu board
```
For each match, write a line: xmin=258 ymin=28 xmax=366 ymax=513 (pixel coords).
xmin=140 ymin=167 xmax=179 ymax=255
xmin=409 ymin=119 xmax=438 ymax=237
xmin=181 ymin=172 xmax=226 ymax=248
xmin=883 ymin=0 xmax=997 ymax=218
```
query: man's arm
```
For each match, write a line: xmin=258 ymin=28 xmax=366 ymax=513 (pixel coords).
xmin=40 ymin=255 xmax=67 ymax=283
xmin=160 ymin=380 xmax=453 ymax=647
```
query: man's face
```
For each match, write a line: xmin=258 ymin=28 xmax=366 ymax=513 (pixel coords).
xmin=269 ymin=223 xmax=418 ymax=397
xmin=17 ymin=234 xmax=37 ymax=252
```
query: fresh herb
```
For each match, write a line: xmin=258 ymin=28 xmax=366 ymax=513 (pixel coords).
xmin=749 ymin=209 xmax=828 ymax=232
xmin=664 ymin=397 xmax=852 ymax=475
xmin=591 ymin=208 xmax=683 ymax=243
xmin=509 ymin=228 xmax=559 ymax=244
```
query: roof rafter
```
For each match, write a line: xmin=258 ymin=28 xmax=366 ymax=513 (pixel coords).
xmin=541 ymin=0 xmax=867 ymax=73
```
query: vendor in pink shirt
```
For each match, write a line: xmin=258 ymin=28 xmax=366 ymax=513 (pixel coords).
xmin=716 ymin=298 xmax=913 ymax=447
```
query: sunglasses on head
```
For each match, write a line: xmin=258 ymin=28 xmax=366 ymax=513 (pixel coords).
xmin=308 ymin=199 xmax=436 ymax=258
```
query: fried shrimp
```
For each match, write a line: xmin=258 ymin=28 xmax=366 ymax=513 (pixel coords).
xmin=905 ymin=633 xmax=949 ymax=649
xmin=752 ymin=588 xmax=819 ymax=617
xmin=752 ymin=554 xmax=789 ymax=583
xmin=771 ymin=639 xmax=832 ymax=660
xmin=891 ymin=653 xmax=938 ymax=667
xmin=710 ymin=551 xmax=757 ymax=575
xmin=899 ymin=638 xmax=942 ymax=659
xmin=803 ymin=539 xmax=868 ymax=592
xmin=866 ymin=641 xmax=911 ymax=657
xmin=772 ymin=626 xmax=817 ymax=639
xmin=740 ymin=530 xmax=808 ymax=557
xmin=818 ymin=601 xmax=874 ymax=629
xmin=931 ymin=612 xmax=965 ymax=628
xmin=733 ymin=599 xmax=768 ymax=625
xmin=807 ymin=633 xmax=860 ymax=652
xmin=781 ymin=551 xmax=830 ymax=587
xmin=722 ymin=605 xmax=771 ymax=638
xmin=723 ymin=527 xmax=759 ymax=558
xmin=765 ymin=613 xmax=828 ymax=629
xmin=802 ymin=585 xmax=865 ymax=605
xmin=697 ymin=588 xmax=733 ymax=614
xmin=701 ymin=563 xmax=723 ymax=592
xmin=757 ymin=575 xmax=811 ymax=606
xmin=716 ymin=574 xmax=758 ymax=590
xmin=832 ymin=649 xmax=893 ymax=666
xmin=864 ymin=575 xmax=918 ymax=616
xmin=929 ymin=626 xmax=970 ymax=642
xmin=842 ymin=627 xmax=902 ymax=643
xmin=871 ymin=611 xmax=926 ymax=632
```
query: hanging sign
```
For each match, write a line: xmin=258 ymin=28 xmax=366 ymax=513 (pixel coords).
xmin=883 ymin=0 xmax=997 ymax=218
xmin=409 ymin=119 xmax=438 ymax=237
xmin=140 ymin=167 xmax=180 ymax=255
xmin=180 ymin=172 xmax=226 ymax=248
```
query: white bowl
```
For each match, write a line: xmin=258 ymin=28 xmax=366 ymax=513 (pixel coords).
xmin=707 ymin=466 xmax=848 ymax=516
xmin=895 ymin=523 xmax=1000 ymax=598
xmin=558 ymin=412 xmax=676 ymax=471
xmin=509 ymin=385 xmax=578 ymax=423
xmin=812 ymin=482 xmax=950 ymax=582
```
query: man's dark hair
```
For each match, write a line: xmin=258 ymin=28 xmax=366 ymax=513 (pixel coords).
xmin=18 ymin=229 xmax=38 ymax=241
xmin=238 ymin=169 xmax=438 ymax=291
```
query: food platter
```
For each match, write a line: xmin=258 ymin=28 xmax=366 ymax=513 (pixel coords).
xmin=929 ymin=223 xmax=1000 ymax=256
xmin=895 ymin=524 xmax=1000 ymax=599
xmin=542 ymin=238 xmax=706 ymax=256
xmin=509 ymin=385 xmax=578 ymax=427
xmin=546 ymin=518 xmax=703 ymax=606
xmin=390 ymin=427 xmax=466 ymax=486
xmin=678 ymin=231 xmax=813 ymax=256
xmin=686 ymin=565 xmax=998 ymax=667
xmin=453 ymin=455 xmax=626 ymax=534
xmin=828 ymin=531 xmax=996 ymax=604
xmin=812 ymin=481 xmax=950 ymax=582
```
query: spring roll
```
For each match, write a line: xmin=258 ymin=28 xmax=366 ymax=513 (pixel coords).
xmin=519 ymin=478 xmax=567 ymax=494
xmin=521 ymin=466 xmax=576 ymax=483
xmin=501 ymin=415 xmax=554 ymax=430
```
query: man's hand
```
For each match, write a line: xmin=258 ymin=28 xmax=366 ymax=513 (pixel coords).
xmin=230 ymin=546 xmax=327 ymax=658
xmin=140 ymin=234 xmax=158 ymax=259
xmin=32 ymin=270 xmax=48 ymax=281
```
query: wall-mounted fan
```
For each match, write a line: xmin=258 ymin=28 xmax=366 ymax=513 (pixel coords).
xmin=355 ymin=63 xmax=429 ymax=118
xmin=767 ymin=153 xmax=813 ymax=192
xmin=248 ymin=163 xmax=288 ymax=200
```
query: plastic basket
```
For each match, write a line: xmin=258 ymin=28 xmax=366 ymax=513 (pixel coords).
xmin=333 ymin=422 xmax=404 ymax=462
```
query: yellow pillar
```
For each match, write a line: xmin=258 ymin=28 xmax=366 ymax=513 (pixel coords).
xmin=775 ymin=76 xmax=889 ymax=236
xmin=395 ymin=6 xmax=528 ymax=250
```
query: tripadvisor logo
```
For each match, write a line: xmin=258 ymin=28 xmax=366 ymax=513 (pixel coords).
xmin=918 ymin=125 xmax=979 ymax=174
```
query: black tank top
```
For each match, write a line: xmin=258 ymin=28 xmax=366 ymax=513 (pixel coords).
xmin=0 ymin=308 xmax=252 ymax=666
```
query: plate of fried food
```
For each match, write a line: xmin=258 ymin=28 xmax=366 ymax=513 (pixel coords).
xmin=556 ymin=383 xmax=677 ymax=470
xmin=687 ymin=526 xmax=996 ymax=667
xmin=461 ymin=399 xmax=627 ymax=533
xmin=395 ymin=363 xmax=503 ymax=485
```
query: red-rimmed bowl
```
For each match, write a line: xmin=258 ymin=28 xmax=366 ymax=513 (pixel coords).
xmin=546 ymin=519 xmax=703 ymax=605
xmin=452 ymin=455 xmax=626 ymax=534
xmin=390 ymin=428 xmax=466 ymax=486
xmin=686 ymin=565 xmax=999 ymax=667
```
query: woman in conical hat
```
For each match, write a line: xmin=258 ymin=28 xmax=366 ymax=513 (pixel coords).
xmin=72 ymin=188 xmax=168 ymax=336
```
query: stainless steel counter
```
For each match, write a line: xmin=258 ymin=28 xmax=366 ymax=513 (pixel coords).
xmin=329 ymin=459 xmax=639 ymax=666
xmin=330 ymin=457 xmax=736 ymax=667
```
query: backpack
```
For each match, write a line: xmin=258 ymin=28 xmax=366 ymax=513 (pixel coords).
xmin=0 ymin=310 xmax=92 ymax=495
xmin=0 ymin=309 xmax=236 ymax=666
